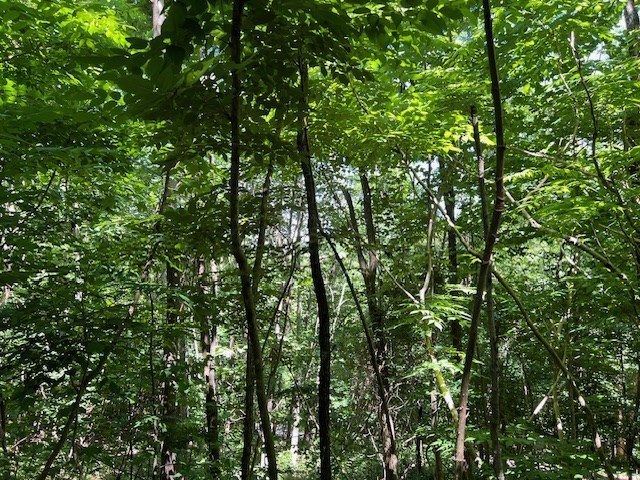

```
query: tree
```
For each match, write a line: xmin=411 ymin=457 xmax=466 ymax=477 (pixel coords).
xmin=4 ymin=0 xmax=640 ymax=479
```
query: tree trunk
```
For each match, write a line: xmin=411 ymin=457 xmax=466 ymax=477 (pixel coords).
xmin=430 ymin=392 xmax=444 ymax=480
xmin=290 ymin=395 xmax=301 ymax=466
xmin=444 ymin=178 xmax=462 ymax=351
xmin=199 ymin=256 xmax=220 ymax=479
xmin=341 ymin=178 xmax=398 ymax=480
xmin=492 ymin=269 xmax=616 ymax=480
xmin=0 ymin=396 xmax=6 ymax=458
xmin=471 ymin=105 xmax=504 ymax=479
xmin=625 ymin=0 xmax=640 ymax=56
xmin=242 ymin=149 xmax=274 ymax=480
xmin=241 ymin=340 xmax=255 ymax=480
xmin=486 ymin=278 xmax=504 ymax=479
xmin=297 ymin=52 xmax=332 ymax=480
xmin=359 ymin=173 xmax=398 ymax=480
xmin=161 ymin=261 xmax=180 ymax=480
xmin=552 ymin=381 xmax=565 ymax=441
xmin=624 ymin=0 xmax=640 ymax=173
xmin=416 ymin=401 xmax=423 ymax=474
xmin=229 ymin=2 xmax=278 ymax=479
xmin=566 ymin=355 xmax=578 ymax=441
xmin=454 ymin=0 xmax=506 ymax=477
xmin=627 ymin=363 xmax=640 ymax=479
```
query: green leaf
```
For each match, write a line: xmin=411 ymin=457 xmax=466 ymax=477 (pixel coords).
xmin=118 ymin=75 xmax=154 ymax=95
xmin=126 ymin=37 xmax=149 ymax=49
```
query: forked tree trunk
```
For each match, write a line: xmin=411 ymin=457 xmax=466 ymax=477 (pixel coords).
xmin=454 ymin=0 xmax=506 ymax=477
xmin=229 ymin=2 xmax=278 ymax=479
xmin=345 ymin=173 xmax=398 ymax=480
xmin=323 ymin=195 xmax=398 ymax=480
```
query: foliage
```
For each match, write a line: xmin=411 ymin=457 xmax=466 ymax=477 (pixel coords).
xmin=1 ymin=0 xmax=640 ymax=479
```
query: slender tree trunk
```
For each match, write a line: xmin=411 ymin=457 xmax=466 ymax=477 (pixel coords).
xmin=340 ymin=180 xmax=398 ymax=480
xmin=358 ymin=174 xmax=399 ymax=480
xmin=241 ymin=160 xmax=274 ymax=480
xmin=241 ymin=339 xmax=255 ymax=480
xmin=0 ymin=398 xmax=5 ymax=458
xmin=566 ymin=354 xmax=578 ymax=441
xmin=492 ymin=269 xmax=616 ymax=480
xmin=623 ymin=0 xmax=640 ymax=177
xmin=486 ymin=285 xmax=503 ymax=475
xmin=454 ymin=0 xmax=506 ymax=477
xmin=416 ymin=400 xmax=423 ymax=474
xmin=321 ymin=216 xmax=397 ymax=480
xmin=0 ymin=256 xmax=7 ymax=463
xmin=198 ymin=256 xmax=220 ymax=478
xmin=624 ymin=0 xmax=640 ymax=158
xmin=161 ymin=261 xmax=180 ymax=480
xmin=444 ymin=177 xmax=462 ymax=351
xmin=290 ymin=395 xmax=301 ymax=466
xmin=297 ymin=52 xmax=331 ymax=480
xmin=622 ymin=5 xmax=640 ymax=474
xmin=471 ymin=105 xmax=504 ymax=479
xmin=229 ymin=2 xmax=278 ymax=479
xmin=150 ymin=294 xmax=159 ymax=480
xmin=617 ymin=406 xmax=625 ymax=460
xmin=430 ymin=392 xmax=444 ymax=480
xmin=145 ymin=14 xmax=166 ymax=479
xmin=627 ymin=361 xmax=640 ymax=479
xmin=158 ymin=163 xmax=182 ymax=480
xmin=551 ymin=375 xmax=565 ymax=441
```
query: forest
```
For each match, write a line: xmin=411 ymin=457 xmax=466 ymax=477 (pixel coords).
xmin=2 ymin=0 xmax=640 ymax=479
